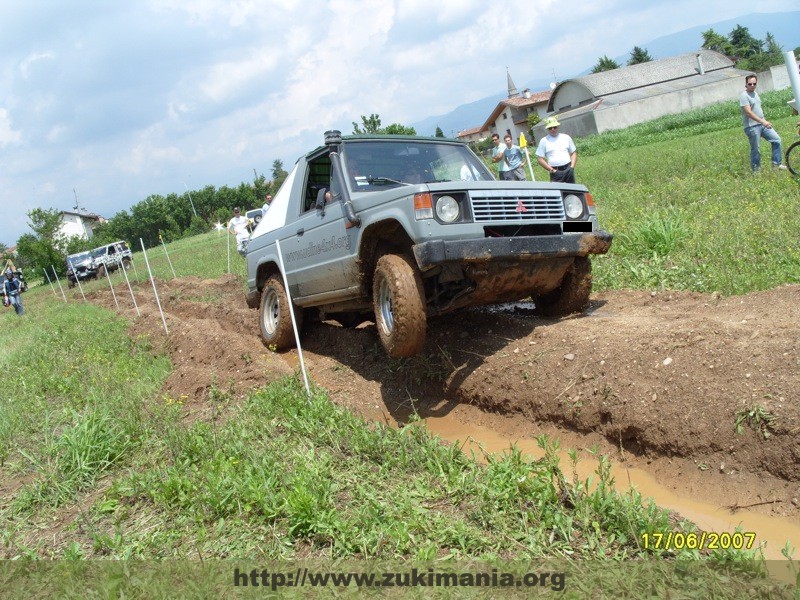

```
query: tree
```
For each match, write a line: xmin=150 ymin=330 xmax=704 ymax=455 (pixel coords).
xmin=15 ymin=208 xmax=66 ymax=280
xmin=764 ymin=32 xmax=783 ymax=56
xmin=527 ymin=113 xmax=541 ymax=142
xmin=352 ymin=114 xmax=382 ymax=134
xmin=382 ymin=123 xmax=416 ymax=135
xmin=271 ymin=159 xmax=288 ymax=191
xmin=352 ymin=114 xmax=415 ymax=135
xmin=738 ymin=31 xmax=784 ymax=72
xmin=701 ymin=28 xmax=732 ymax=55
xmin=434 ymin=126 xmax=445 ymax=137
xmin=591 ymin=55 xmax=620 ymax=73
xmin=729 ymin=25 xmax=762 ymax=58
xmin=627 ymin=46 xmax=653 ymax=65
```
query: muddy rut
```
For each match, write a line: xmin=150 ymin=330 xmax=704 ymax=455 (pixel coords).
xmin=86 ymin=276 xmax=800 ymax=520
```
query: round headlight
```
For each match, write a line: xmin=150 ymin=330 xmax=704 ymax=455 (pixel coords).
xmin=435 ymin=195 xmax=460 ymax=223
xmin=564 ymin=194 xmax=584 ymax=219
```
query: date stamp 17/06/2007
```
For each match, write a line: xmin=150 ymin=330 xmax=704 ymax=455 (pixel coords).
xmin=641 ymin=531 xmax=757 ymax=551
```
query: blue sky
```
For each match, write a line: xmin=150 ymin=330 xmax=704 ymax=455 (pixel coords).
xmin=1 ymin=0 xmax=797 ymax=246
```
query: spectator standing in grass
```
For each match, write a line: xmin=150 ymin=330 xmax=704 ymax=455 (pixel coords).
xmin=491 ymin=133 xmax=511 ymax=180
xmin=740 ymin=74 xmax=786 ymax=172
xmin=502 ymin=134 xmax=527 ymax=181
xmin=536 ymin=116 xmax=577 ymax=183
xmin=228 ymin=207 xmax=252 ymax=256
xmin=3 ymin=268 xmax=23 ymax=316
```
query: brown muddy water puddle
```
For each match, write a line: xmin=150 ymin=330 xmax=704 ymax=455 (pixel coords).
xmin=419 ymin=408 xmax=800 ymax=582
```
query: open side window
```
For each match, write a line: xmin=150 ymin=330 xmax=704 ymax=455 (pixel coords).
xmin=303 ymin=154 xmax=332 ymax=212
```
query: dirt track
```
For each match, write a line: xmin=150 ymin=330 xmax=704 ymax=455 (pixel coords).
xmin=87 ymin=276 xmax=800 ymax=519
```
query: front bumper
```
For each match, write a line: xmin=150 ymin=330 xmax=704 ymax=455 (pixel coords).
xmin=413 ymin=230 xmax=613 ymax=270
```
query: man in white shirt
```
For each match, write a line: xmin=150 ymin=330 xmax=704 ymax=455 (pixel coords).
xmin=740 ymin=74 xmax=785 ymax=171
xmin=536 ymin=116 xmax=577 ymax=183
xmin=228 ymin=207 xmax=252 ymax=256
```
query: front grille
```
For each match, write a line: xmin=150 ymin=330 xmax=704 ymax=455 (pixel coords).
xmin=470 ymin=190 xmax=565 ymax=222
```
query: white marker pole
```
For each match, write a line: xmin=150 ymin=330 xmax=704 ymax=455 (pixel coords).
xmin=121 ymin=260 xmax=140 ymax=317
xmin=43 ymin=268 xmax=58 ymax=298
xmin=51 ymin=266 xmax=67 ymax=302
xmin=75 ymin=274 xmax=87 ymax=302
xmin=524 ymin=147 xmax=536 ymax=181
xmin=130 ymin=256 xmax=140 ymax=282
xmin=275 ymin=239 xmax=310 ymax=398
xmin=103 ymin=262 xmax=120 ymax=310
xmin=160 ymin=236 xmax=177 ymax=279
xmin=140 ymin=238 xmax=168 ymax=335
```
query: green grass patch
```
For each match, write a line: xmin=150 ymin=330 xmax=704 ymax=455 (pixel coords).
xmin=0 ymin=297 xmax=169 ymax=506
xmin=580 ymin=89 xmax=800 ymax=294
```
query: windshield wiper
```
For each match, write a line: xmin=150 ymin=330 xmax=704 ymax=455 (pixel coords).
xmin=366 ymin=175 xmax=407 ymax=186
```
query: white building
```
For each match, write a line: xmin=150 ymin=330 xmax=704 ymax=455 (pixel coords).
xmin=457 ymin=71 xmax=551 ymax=146
xmin=58 ymin=210 xmax=105 ymax=242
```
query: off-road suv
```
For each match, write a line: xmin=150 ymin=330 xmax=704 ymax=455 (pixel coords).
xmin=245 ymin=131 xmax=612 ymax=358
xmin=91 ymin=241 xmax=133 ymax=277
xmin=66 ymin=250 xmax=96 ymax=288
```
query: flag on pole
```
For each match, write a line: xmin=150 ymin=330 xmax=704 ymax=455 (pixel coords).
xmin=519 ymin=132 xmax=535 ymax=181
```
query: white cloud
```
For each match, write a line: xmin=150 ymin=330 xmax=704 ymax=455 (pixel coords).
xmin=19 ymin=51 xmax=55 ymax=78
xmin=0 ymin=108 xmax=21 ymax=146
xmin=0 ymin=0 xmax=798 ymax=245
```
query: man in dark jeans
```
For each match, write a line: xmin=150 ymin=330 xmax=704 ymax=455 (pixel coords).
xmin=535 ymin=116 xmax=577 ymax=183
xmin=3 ymin=269 xmax=23 ymax=316
xmin=740 ymin=74 xmax=785 ymax=171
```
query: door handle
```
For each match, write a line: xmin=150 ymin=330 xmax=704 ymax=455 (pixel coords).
xmin=296 ymin=228 xmax=304 ymax=237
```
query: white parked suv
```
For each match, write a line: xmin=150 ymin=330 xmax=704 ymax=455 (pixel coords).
xmin=91 ymin=241 xmax=133 ymax=277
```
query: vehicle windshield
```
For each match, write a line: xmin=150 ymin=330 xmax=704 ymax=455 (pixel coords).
xmin=90 ymin=247 xmax=106 ymax=259
xmin=67 ymin=251 xmax=92 ymax=266
xmin=342 ymin=140 xmax=493 ymax=191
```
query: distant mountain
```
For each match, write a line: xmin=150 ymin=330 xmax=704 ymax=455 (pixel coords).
xmin=412 ymin=11 xmax=799 ymax=137
xmin=623 ymin=11 xmax=799 ymax=63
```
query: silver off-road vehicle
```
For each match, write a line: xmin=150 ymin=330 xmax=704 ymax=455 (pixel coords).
xmin=245 ymin=131 xmax=612 ymax=358
xmin=91 ymin=241 xmax=133 ymax=277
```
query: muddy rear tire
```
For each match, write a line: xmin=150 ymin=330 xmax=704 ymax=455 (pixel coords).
xmin=260 ymin=273 xmax=302 ymax=350
xmin=372 ymin=254 xmax=426 ymax=358
xmin=534 ymin=256 xmax=592 ymax=317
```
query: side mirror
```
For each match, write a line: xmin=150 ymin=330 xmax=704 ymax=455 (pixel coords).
xmin=315 ymin=187 xmax=329 ymax=211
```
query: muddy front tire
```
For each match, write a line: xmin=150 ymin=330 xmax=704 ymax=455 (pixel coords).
xmin=259 ymin=274 xmax=302 ymax=350
xmin=372 ymin=254 xmax=426 ymax=358
xmin=534 ymin=256 xmax=592 ymax=317
xmin=96 ymin=264 xmax=106 ymax=278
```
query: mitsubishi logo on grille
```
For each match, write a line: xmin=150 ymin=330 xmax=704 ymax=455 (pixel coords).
xmin=515 ymin=200 xmax=527 ymax=213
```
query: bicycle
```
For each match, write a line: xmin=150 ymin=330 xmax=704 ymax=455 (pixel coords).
xmin=786 ymin=121 xmax=800 ymax=175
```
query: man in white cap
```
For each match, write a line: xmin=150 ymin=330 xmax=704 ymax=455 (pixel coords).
xmin=536 ymin=116 xmax=577 ymax=183
xmin=228 ymin=207 xmax=252 ymax=256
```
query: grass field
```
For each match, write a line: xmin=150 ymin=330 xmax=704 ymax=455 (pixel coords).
xmin=580 ymin=88 xmax=799 ymax=295
xmin=2 ymin=89 xmax=799 ymax=596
